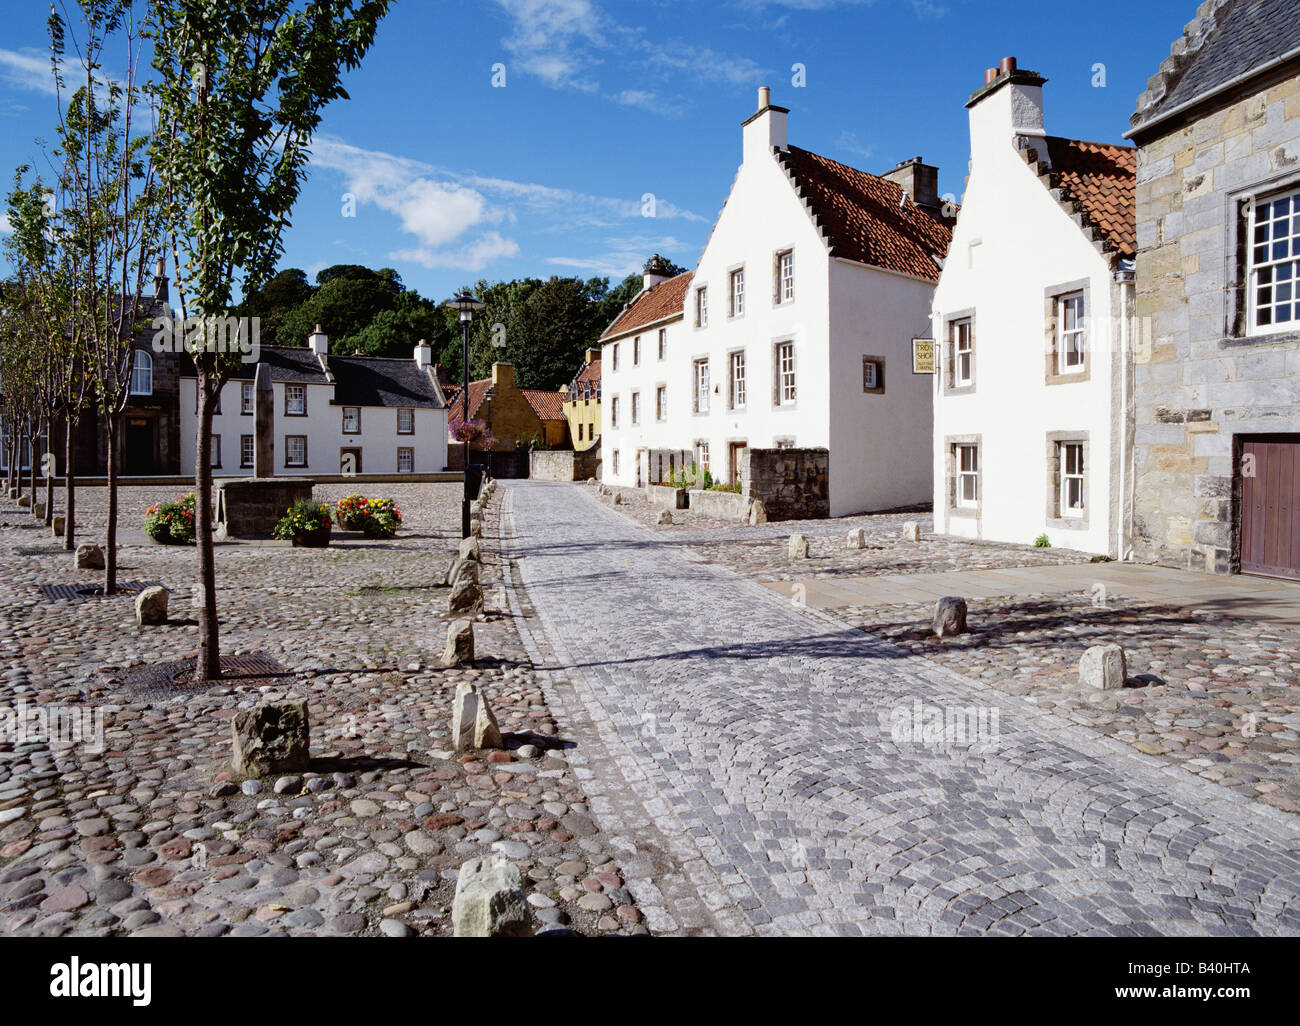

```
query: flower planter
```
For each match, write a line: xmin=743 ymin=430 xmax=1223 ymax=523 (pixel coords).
xmin=147 ymin=532 xmax=193 ymax=546
xmin=291 ymin=525 xmax=332 ymax=548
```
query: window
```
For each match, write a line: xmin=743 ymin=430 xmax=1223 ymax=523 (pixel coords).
xmin=613 ymin=449 xmax=620 ymax=475
xmin=658 ymin=328 xmax=667 ymax=360
xmin=956 ymin=444 xmax=979 ymax=508
xmin=775 ymin=250 xmax=794 ymax=304
xmin=693 ymin=359 xmax=710 ymax=413
xmin=612 ymin=343 xmax=620 ymax=371
xmin=729 ymin=350 xmax=746 ymax=409
xmin=285 ymin=384 xmax=306 ymax=416
xmin=342 ymin=407 xmax=361 ymax=434
xmin=774 ymin=342 xmax=796 ymax=406
xmin=695 ymin=287 xmax=708 ymax=328
xmin=631 ymin=391 xmax=641 ymax=425
xmin=656 ymin=385 xmax=667 ymax=421
xmin=210 ymin=436 xmax=221 ymax=468
xmin=863 ymin=357 xmax=885 ymax=394
xmin=952 ymin=319 xmax=974 ymax=386
xmin=1058 ymin=293 xmax=1086 ymax=370
xmin=633 ymin=337 xmax=641 ymax=366
xmin=611 ymin=396 xmax=620 ymax=429
xmin=129 ymin=351 xmax=153 ymax=396
xmin=397 ymin=408 xmax=414 ymax=435
xmin=1250 ymin=188 xmax=1300 ymax=332
xmin=286 ymin=435 xmax=307 ymax=468
xmin=241 ymin=382 xmax=254 ymax=415
xmin=1060 ymin=441 xmax=1085 ymax=516
xmin=240 ymin=435 xmax=254 ymax=468
xmin=729 ymin=269 xmax=745 ymax=318
xmin=775 ymin=438 xmax=796 ymax=449
xmin=397 ymin=447 xmax=414 ymax=473
xmin=697 ymin=440 xmax=710 ymax=471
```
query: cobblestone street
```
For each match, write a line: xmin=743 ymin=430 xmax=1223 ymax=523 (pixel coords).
xmin=502 ymin=481 xmax=1300 ymax=936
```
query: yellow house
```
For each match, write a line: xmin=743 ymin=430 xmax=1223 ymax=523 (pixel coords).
xmin=446 ymin=362 xmax=569 ymax=475
xmin=561 ymin=348 xmax=602 ymax=451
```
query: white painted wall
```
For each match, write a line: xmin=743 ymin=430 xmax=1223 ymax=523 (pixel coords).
xmin=930 ymin=75 xmax=1129 ymax=556
xmin=179 ymin=377 xmax=448 ymax=476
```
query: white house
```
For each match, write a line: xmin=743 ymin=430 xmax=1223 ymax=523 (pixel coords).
xmin=600 ymin=88 xmax=953 ymax=517
xmin=180 ymin=327 xmax=449 ymax=477
xmin=930 ymin=57 xmax=1137 ymax=557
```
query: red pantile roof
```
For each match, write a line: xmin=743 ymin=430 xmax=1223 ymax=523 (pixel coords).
xmin=1034 ymin=137 xmax=1137 ymax=258
xmin=600 ymin=272 xmax=693 ymax=341
xmin=573 ymin=357 xmax=601 ymax=387
xmin=445 ymin=378 xmax=566 ymax=431
xmin=445 ymin=379 xmax=492 ymax=431
xmin=523 ymin=389 xmax=565 ymax=422
xmin=777 ymin=146 xmax=955 ymax=281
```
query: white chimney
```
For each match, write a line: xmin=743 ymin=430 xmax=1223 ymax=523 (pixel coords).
xmin=415 ymin=339 xmax=432 ymax=368
xmin=642 ymin=254 xmax=672 ymax=292
xmin=966 ymin=57 xmax=1046 ymax=168
xmin=742 ymin=85 xmax=788 ymax=165
xmin=308 ymin=323 xmax=328 ymax=356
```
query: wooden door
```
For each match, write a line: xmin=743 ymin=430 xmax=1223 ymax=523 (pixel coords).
xmin=1241 ymin=437 xmax=1300 ymax=580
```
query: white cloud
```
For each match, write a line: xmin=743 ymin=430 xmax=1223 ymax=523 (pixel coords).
xmin=394 ymin=233 xmax=522 ymax=272
xmin=0 ymin=213 xmax=12 ymax=235
xmin=0 ymin=48 xmax=54 ymax=95
xmin=836 ymin=130 xmax=875 ymax=163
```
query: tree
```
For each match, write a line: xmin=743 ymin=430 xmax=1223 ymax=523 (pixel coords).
xmin=237 ymin=266 xmax=312 ymax=346
xmin=277 ymin=265 xmax=401 ymax=347
xmin=49 ymin=0 xmax=163 ymax=595
xmin=150 ymin=0 xmax=391 ymax=681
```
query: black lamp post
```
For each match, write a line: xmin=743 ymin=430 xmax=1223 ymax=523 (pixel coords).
xmin=446 ymin=290 xmax=485 ymax=538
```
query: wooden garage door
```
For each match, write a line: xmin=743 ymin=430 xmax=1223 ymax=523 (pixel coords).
xmin=1241 ymin=438 xmax=1300 ymax=580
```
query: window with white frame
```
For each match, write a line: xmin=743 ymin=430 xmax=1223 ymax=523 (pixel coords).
xmin=610 ymin=395 xmax=620 ymax=428
xmin=240 ymin=434 xmax=254 ymax=468
xmin=129 ymin=350 xmax=153 ymax=396
xmin=613 ymin=449 xmax=620 ymax=475
xmin=241 ymin=382 xmax=254 ymax=415
xmin=612 ymin=343 xmax=620 ymax=371
xmin=656 ymin=385 xmax=666 ymax=421
xmin=697 ymin=440 xmax=710 ymax=471
xmin=633 ymin=337 xmax=640 ymax=365
xmin=342 ymin=407 xmax=361 ymax=434
xmin=775 ymin=438 xmax=796 ymax=449
xmin=729 ymin=350 xmax=746 ymax=409
xmin=285 ymin=384 xmax=306 ymax=416
xmin=774 ymin=342 xmax=796 ymax=405
xmin=956 ymin=443 xmax=979 ymax=508
xmin=775 ymin=250 xmax=794 ymax=304
xmin=695 ymin=287 xmax=708 ymax=328
xmin=693 ymin=359 xmax=710 ymax=413
xmin=210 ymin=435 xmax=221 ymax=468
xmin=952 ymin=319 xmax=974 ymax=386
xmin=658 ymin=328 xmax=667 ymax=360
xmin=286 ymin=435 xmax=307 ymax=467
xmin=631 ymin=391 xmax=640 ymax=425
xmin=729 ymin=268 xmax=745 ymax=318
xmin=1250 ymin=188 xmax=1300 ymax=332
xmin=397 ymin=447 xmax=414 ymax=473
xmin=1060 ymin=441 xmax=1085 ymax=516
xmin=1057 ymin=292 xmax=1086 ymax=370
xmin=397 ymin=408 xmax=414 ymax=435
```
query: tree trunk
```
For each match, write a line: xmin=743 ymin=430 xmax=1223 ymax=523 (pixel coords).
xmin=28 ymin=424 xmax=38 ymax=511
xmin=63 ymin=417 xmax=77 ymax=551
xmin=104 ymin=412 xmax=119 ymax=595
xmin=195 ymin=377 xmax=221 ymax=681
xmin=15 ymin=430 xmax=24 ymax=501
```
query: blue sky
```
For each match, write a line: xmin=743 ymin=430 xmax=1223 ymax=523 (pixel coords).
xmin=1 ymin=0 xmax=1194 ymax=305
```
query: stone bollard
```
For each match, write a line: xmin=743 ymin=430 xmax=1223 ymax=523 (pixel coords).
xmin=449 ymin=577 xmax=483 ymax=614
xmin=135 ymin=586 xmax=169 ymax=626
xmin=847 ymin=528 xmax=866 ymax=550
xmin=788 ymin=534 xmax=809 ymax=560
xmin=469 ymin=518 xmax=482 ymax=538
xmin=51 ymin=516 xmax=65 ymax=537
xmin=612 ymin=492 xmax=623 ymax=506
xmin=901 ymin=521 xmax=921 ymax=542
xmin=933 ymin=596 xmax=968 ymax=638
xmin=443 ymin=619 xmax=474 ymax=667
xmin=657 ymin=509 xmax=673 ymax=525
xmin=458 ymin=536 xmax=480 ymax=562
xmin=447 ymin=558 xmax=479 ymax=590
xmin=452 ymin=856 xmax=530 ymax=937
xmin=17 ymin=495 xmax=30 ymax=509
xmin=748 ymin=500 xmax=767 ymax=526
xmin=75 ymin=544 xmax=105 ymax=570
xmin=32 ymin=502 xmax=46 ymax=521
xmin=451 ymin=681 xmax=503 ymax=751
xmin=1080 ymin=644 xmax=1127 ymax=691
xmin=230 ymin=700 xmax=310 ymax=777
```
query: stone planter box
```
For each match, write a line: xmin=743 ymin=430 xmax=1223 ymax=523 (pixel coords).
xmin=645 ymin=484 xmax=689 ymax=510
xmin=687 ymin=489 xmax=750 ymax=520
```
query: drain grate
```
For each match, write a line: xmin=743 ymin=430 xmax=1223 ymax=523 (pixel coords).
xmin=113 ymin=651 xmax=292 ymax=701
xmin=38 ymin=580 xmax=161 ymax=602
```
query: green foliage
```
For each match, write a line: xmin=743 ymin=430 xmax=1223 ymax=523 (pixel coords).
xmin=1034 ymin=533 xmax=1052 ymax=548
xmin=144 ymin=493 xmax=197 ymax=544
xmin=334 ymin=494 xmax=402 ymax=537
xmin=273 ymin=499 xmax=334 ymax=540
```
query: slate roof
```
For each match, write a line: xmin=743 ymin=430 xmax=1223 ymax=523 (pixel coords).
xmin=776 ymin=146 xmax=955 ymax=281
xmin=184 ymin=346 xmax=327 ymax=384
xmin=1039 ymin=137 xmax=1138 ymax=258
xmin=1130 ymin=0 xmax=1300 ymax=136
xmin=600 ymin=272 xmax=693 ymax=341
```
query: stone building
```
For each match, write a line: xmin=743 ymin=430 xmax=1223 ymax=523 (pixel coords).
xmin=560 ymin=347 xmax=602 ymax=452
xmin=446 ymin=362 xmax=569 ymax=477
xmin=1127 ymin=0 xmax=1300 ymax=580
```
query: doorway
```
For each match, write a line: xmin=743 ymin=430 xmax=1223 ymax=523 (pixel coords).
xmin=124 ymin=417 xmax=154 ymax=475
xmin=1239 ymin=435 xmax=1300 ymax=581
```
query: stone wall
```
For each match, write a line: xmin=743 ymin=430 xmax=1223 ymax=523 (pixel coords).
xmin=741 ymin=447 xmax=830 ymax=522
xmin=529 ymin=449 xmax=600 ymax=482
xmin=687 ymin=489 xmax=750 ymax=520
xmin=645 ymin=484 xmax=688 ymax=509
xmin=216 ymin=478 xmax=314 ymax=539
xmin=1131 ymin=67 xmax=1300 ymax=574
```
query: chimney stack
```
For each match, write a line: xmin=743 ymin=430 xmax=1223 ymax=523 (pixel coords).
xmin=152 ymin=256 xmax=168 ymax=304
xmin=966 ymin=56 xmax=1047 ymax=164
xmin=308 ymin=324 xmax=328 ymax=359
xmin=881 ymin=157 xmax=941 ymax=216
xmin=742 ymin=84 xmax=789 ymax=164
xmin=642 ymin=254 xmax=673 ymax=293
xmin=491 ymin=362 xmax=515 ymax=391
xmin=415 ymin=339 xmax=432 ymax=369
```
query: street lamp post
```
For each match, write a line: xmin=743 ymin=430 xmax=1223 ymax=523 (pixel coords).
xmin=445 ymin=290 xmax=485 ymax=539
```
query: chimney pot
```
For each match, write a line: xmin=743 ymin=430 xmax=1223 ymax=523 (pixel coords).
xmin=985 ymin=67 xmax=999 ymax=85
xmin=758 ymin=85 xmax=771 ymax=110
xmin=1000 ymin=56 xmax=1018 ymax=75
